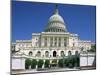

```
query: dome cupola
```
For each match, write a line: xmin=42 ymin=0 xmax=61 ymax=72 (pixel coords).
xmin=45 ymin=5 xmax=67 ymax=32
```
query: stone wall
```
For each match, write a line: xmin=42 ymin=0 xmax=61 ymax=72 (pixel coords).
xmin=80 ymin=52 xmax=96 ymax=67
xmin=11 ymin=52 xmax=96 ymax=70
xmin=12 ymin=56 xmax=25 ymax=70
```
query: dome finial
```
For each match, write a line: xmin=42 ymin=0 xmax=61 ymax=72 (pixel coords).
xmin=54 ymin=4 xmax=59 ymax=14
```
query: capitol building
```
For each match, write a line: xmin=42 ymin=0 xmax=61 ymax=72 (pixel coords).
xmin=11 ymin=5 xmax=94 ymax=71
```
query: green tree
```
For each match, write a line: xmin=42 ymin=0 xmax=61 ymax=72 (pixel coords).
xmin=58 ymin=59 xmax=63 ymax=67
xmin=74 ymin=55 xmax=80 ymax=67
xmin=31 ymin=59 xmax=37 ymax=69
xmin=64 ymin=58 xmax=69 ymax=67
xmin=37 ymin=59 xmax=44 ymax=68
xmin=68 ymin=56 xmax=74 ymax=68
xmin=91 ymin=44 xmax=96 ymax=52
xmin=88 ymin=44 xmax=96 ymax=52
xmin=44 ymin=60 xmax=50 ymax=68
xmin=25 ymin=59 xmax=31 ymax=69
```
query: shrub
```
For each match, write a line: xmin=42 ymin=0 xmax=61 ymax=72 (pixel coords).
xmin=31 ymin=59 xmax=37 ymax=69
xmin=37 ymin=59 xmax=44 ymax=68
xmin=44 ymin=60 xmax=50 ymax=68
xmin=25 ymin=59 xmax=31 ymax=69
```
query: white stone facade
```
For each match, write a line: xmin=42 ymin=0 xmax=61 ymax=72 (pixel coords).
xmin=13 ymin=31 xmax=92 ymax=58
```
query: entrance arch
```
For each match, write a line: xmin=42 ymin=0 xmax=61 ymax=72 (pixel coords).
xmin=45 ymin=51 xmax=49 ymax=57
xmin=68 ymin=51 xmax=72 ymax=56
xmin=53 ymin=51 xmax=57 ymax=57
xmin=29 ymin=51 xmax=33 ymax=56
xmin=75 ymin=51 xmax=79 ymax=55
xmin=61 ymin=51 xmax=64 ymax=57
xmin=37 ymin=51 xmax=41 ymax=57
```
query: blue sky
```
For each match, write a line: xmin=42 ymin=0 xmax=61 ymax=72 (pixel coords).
xmin=12 ymin=1 xmax=96 ymax=43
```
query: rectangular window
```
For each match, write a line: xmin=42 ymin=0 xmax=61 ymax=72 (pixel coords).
xmin=50 ymin=37 xmax=53 ymax=47
xmin=44 ymin=37 xmax=47 ymax=47
xmin=58 ymin=38 xmax=61 ymax=47
xmin=64 ymin=38 xmax=67 ymax=47
xmin=73 ymin=43 xmax=75 ymax=47
xmin=55 ymin=37 xmax=57 ymax=46
xmin=64 ymin=42 xmax=66 ymax=47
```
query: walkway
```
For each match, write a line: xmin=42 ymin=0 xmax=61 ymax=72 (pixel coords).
xmin=11 ymin=67 xmax=79 ymax=74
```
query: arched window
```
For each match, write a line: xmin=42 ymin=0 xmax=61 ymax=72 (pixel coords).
xmin=81 ymin=47 xmax=84 ymax=51
xmin=45 ymin=51 xmax=49 ymax=57
xmin=58 ymin=29 xmax=59 ymax=32
xmin=60 ymin=29 xmax=62 ymax=32
xmin=68 ymin=51 xmax=72 ymax=56
xmin=53 ymin=51 xmax=57 ymax=57
xmin=29 ymin=51 xmax=33 ymax=56
xmin=61 ymin=51 xmax=64 ymax=56
xmin=75 ymin=51 xmax=79 ymax=55
xmin=37 ymin=51 xmax=41 ymax=57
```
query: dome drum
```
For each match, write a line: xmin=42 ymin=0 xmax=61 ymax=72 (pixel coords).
xmin=45 ymin=27 xmax=66 ymax=32
xmin=48 ymin=20 xmax=65 ymax=26
xmin=47 ymin=23 xmax=66 ymax=29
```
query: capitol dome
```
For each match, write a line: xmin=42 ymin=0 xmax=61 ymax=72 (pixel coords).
xmin=49 ymin=14 xmax=64 ymax=23
xmin=45 ymin=5 xmax=67 ymax=32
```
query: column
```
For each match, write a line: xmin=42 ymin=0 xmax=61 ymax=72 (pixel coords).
xmin=61 ymin=37 xmax=64 ymax=47
xmin=48 ymin=37 xmax=50 ymax=47
xmin=42 ymin=60 xmax=45 ymax=68
xmin=41 ymin=37 xmax=44 ymax=47
xmin=57 ymin=37 xmax=59 ymax=47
